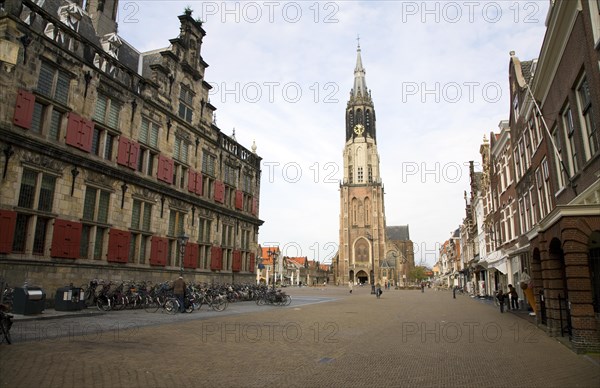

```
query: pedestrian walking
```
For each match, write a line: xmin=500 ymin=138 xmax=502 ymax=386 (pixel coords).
xmin=508 ymin=284 xmax=519 ymax=310
xmin=421 ymin=282 xmax=425 ymax=293
xmin=173 ymin=276 xmax=186 ymax=313
xmin=376 ymin=283 xmax=382 ymax=299
xmin=496 ymin=289 xmax=506 ymax=313
xmin=349 ymin=281 xmax=353 ymax=294
xmin=453 ymin=286 xmax=456 ymax=299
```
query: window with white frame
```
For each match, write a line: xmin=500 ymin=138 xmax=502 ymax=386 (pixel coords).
xmin=541 ymin=158 xmax=553 ymax=215
xmin=551 ymin=125 xmax=566 ymax=189
xmin=561 ymin=105 xmax=578 ymax=176
xmin=576 ymin=75 xmax=598 ymax=160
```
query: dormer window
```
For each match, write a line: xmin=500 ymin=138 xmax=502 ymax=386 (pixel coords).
xmin=101 ymin=33 xmax=122 ymax=59
xmin=58 ymin=2 xmax=85 ymax=33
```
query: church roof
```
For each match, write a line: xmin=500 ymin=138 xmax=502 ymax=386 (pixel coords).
xmin=386 ymin=225 xmax=410 ymax=241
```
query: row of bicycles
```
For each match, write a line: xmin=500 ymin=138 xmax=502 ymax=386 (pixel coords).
xmin=255 ymin=288 xmax=292 ymax=306
xmin=80 ymin=280 xmax=292 ymax=313
xmin=81 ymin=280 xmax=233 ymax=313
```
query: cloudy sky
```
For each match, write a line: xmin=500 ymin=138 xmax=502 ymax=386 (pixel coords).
xmin=118 ymin=1 xmax=550 ymax=267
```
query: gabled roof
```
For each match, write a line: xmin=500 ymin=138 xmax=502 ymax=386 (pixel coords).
xmin=386 ymin=225 xmax=410 ymax=241
xmin=259 ymin=246 xmax=281 ymax=265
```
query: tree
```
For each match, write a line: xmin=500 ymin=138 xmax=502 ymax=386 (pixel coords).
xmin=409 ymin=266 xmax=429 ymax=282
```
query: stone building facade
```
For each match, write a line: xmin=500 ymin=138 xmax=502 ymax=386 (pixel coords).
xmin=0 ymin=1 xmax=263 ymax=297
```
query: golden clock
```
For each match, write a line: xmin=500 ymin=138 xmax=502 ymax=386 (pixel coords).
xmin=353 ymin=124 xmax=365 ymax=135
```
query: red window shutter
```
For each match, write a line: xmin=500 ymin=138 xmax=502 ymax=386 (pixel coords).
xmin=164 ymin=158 xmax=174 ymax=184
xmin=150 ymin=236 xmax=168 ymax=266
xmin=80 ymin=118 xmax=94 ymax=152
xmin=128 ymin=141 xmax=140 ymax=169
xmin=195 ymin=172 xmax=203 ymax=195
xmin=249 ymin=253 xmax=255 ymax=273
xmin=13 ymin=90 xmax=36 ymax=129
xmin=187 ymin=170 xmax=196 ymax=193
xmin=214 ymin=180 xmax=225 ymax=203
xmin=235 ymin=190 xmax=243 ymax=210
xmin=210 ymin=246 xmax=222 ymax=270
xmin=184 ymin=243 xmax=198 ymax=269
xmin=117 ymin=136 xmax=131 ymax=166
xmin=107 ymin=228 xmax=130 ymax=263
xmin=251 ymin=197 xmax=258 ymax=216
xmin=232 ymin=250 xmax=242 ymax=272
xmin=51 ymin=219 xmax=81 ymax=259
xmin=64 ymin=221 xmax=82 ymax=259
xmin=66 ymin=113 xmax=82 ymax=148
xmin=0 ymin=210 xmax=17 ymax=254
xmin=157 ymin=156 xmax=174 ymax=184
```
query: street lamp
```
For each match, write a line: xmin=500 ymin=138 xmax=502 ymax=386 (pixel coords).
xmin=178 ymin=233 xmax=189 ymax=276
xmin=366 ymin=232 xmax=376 ymax=294
xmin=272 ymin=250 xmax=278 ymax=290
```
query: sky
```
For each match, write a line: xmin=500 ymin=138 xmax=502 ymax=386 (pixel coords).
xmin=117 ymin=0 xmax=550 ymax=267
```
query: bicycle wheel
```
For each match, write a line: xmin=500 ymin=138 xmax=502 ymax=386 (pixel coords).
xmin=144 ymin=296 xmax=160 ymax=313
xmin=164 ymin=298 xmax=178 ymax=314
xmin=113 ymin=295 xmax=127 ymax=310
xmin=284 ymin=295 xmax=292 ymax=306
xmin=97 ymin=296 xmax=111 ymax=311
xmin=211 ymin=297 xmax=227 ymax=312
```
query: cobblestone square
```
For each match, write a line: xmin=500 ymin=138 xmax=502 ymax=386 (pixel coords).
xmin=1 ymin=287 xmax=598 ymax=387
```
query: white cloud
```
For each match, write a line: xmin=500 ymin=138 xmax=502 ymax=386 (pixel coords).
xmin=119 ymin=1 xmax=550 ymax=267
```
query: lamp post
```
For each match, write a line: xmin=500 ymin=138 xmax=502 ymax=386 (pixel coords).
xmin=178 ymin=233 xmax=189 ymax=277
xmin=366 ymin=232 xmax=375 ymax=294
xmin=272 ymin=250 xmax=278 ymax=291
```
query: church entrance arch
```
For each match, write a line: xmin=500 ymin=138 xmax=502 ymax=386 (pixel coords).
xmin=356 ymin=270 xmax=368 ymax=285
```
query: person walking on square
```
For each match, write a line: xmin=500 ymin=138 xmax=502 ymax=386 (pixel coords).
xmin=376 ymin=283 xmax=382 ymax=299
xmin=421 ymin=282 xmax=425 ymax=293
xmin=508 ymin=284 xmax=519 ymax=311
xmin=173 ymin=276 xmax=186 ymax=313
xmin=349 ymin=281 xmax=353 ymax=294
xmin=496 ymin=289 xmax=506 ymax=313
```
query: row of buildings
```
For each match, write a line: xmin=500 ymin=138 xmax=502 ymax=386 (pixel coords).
xmin=254 ymin=246 xmax=331 ymax=287
xmin=0 ymin=1 xmax=263 ymax=294
xmin=436 ymin=0 xmax=600 ymax=353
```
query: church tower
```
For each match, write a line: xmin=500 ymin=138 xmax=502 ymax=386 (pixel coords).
xmin=337 ymin=44 xmax=386 ymax=289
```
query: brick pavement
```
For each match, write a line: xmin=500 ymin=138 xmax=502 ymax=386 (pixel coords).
xmin=0 ymin=286 xmax=598 ymax=388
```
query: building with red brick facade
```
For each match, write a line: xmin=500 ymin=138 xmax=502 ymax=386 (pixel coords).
xmin=521 ymin=0 xmax=600 ymax=352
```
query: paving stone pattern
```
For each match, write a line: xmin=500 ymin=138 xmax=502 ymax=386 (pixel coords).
xmin=0 ymin=287 xmax=598 ymax=388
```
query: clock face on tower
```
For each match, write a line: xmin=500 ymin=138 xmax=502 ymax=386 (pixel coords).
xmin=353 ymin=124 xmax=365 ymax=136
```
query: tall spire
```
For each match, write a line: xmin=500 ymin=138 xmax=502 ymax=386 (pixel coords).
xmin=353 ymin=41 xmax=368 ymax=99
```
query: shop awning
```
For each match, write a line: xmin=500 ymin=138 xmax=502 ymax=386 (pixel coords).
xmin=489 ymin=259 xmax=508 ymax=274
